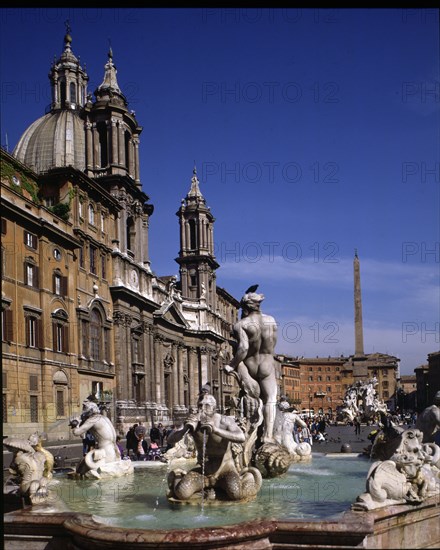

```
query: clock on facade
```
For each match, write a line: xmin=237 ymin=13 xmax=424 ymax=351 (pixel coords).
xmin=129 ymin=268 xmax=139 ymax=288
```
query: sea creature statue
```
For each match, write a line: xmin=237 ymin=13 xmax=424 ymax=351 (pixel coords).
xmin=3 ymin=433 xmax=55 ymax=505
xmin=68 ymin=399 xmax=133 ymax=479
xmin=273 ymin=401 xmax=312 ymax=460
xmin=369 ymin=411 xmax=405 ymax=461
xmin=163 ymin=432 xmax=196 ymax=462
xmin=340 ymin=378 xmax=387 ymax=423
xmin=416 ymin=390 xmax=440 ymax=446
xmin=353 ymin=426 xmax=440 ymax=511
xmin=167 ymin=393 xmax=263 ymax=502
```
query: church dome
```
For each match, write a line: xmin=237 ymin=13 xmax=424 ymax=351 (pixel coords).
xmin=13 ymin=25 xmax=88 ymax=174
xmin=13 ymin=110 xmax=86 ymax=173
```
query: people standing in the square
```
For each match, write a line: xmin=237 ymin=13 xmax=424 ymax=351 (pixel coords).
xmin=125 ymin=424 xmax=138 ymax=458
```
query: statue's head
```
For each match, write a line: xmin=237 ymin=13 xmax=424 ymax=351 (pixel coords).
xmin=241 ymin=292 xmax=264 ymax=313
xmin=81 ymin=400 xmax=100 ymax=417
xmin=28 ymin=432 xmax=40 ymax=447
xmin=434 ymin=391 xmax=440 ymax=406
xmin=198 ymin=393 xmax=217 ymax=417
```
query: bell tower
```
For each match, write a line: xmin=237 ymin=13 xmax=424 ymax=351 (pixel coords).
xmin=85 ymin=46 xmax=142 ymax=184
xmin=176 ymin=166 xmax=219 ymax=308
xmin=82 ymin=45 xmax=153 ymax=266
xmin=49 ymin=21 xmax=89 ymax=112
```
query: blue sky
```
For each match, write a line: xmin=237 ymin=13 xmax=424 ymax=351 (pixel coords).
xmin=1 ymin=8 xmax=439 ymax=375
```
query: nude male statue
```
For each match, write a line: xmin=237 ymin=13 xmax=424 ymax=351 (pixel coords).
xmin=223 ymin=289 xmax=278 ymax=444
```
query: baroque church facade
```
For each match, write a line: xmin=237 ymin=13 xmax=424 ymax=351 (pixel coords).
xmin=1 ymin=29 xmax=239 ymax=440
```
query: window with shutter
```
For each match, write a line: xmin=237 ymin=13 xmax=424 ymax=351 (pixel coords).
xmin=57 ymin=324 xmax=63 ymax=351
xmin=30 ymin=395 xmax=38 ymax=422
xmin=24 ymin=231 xmax=37 ymax=250
xmin=63 ymin=324 xmax=69 ymax=353
xmin=36 ymin=318 xmax=44 ymax=348
xmin=54 ymin=273 xmax=61 ymax=295
xmin=25 ymin=263 xmax=39 ymax=288
xmin=2 ymin=393 xmax=7 ymax=423
xmin=52 ymin=322 xmax=58 ymax=351
xmin=53 ymin=322 xmax=65 ymax=353
xmin=56 ymin=389 xmax=65 ymax=416
xmin=2 ymin=309 xmax=14 ymax=342
xmin=29 ymin=374 xmax=38 ymax=391
xmin=62 ymin=276 xmax=68 ymax=297
xmin=90 ymin=245 xmax=97 ymax=274
xmin=26 ymin=317 xmax=37 ymax=347
xmin=25 ymin=263 xmax=33 ymax=286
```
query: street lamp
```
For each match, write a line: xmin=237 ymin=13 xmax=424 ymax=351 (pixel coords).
xmin=309 ymin=393 xmax=312 ymax=418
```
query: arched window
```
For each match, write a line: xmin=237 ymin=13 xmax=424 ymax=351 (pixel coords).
xmin=97 ymin=122 xmax=108 ymax=167
xmin=60 ymin=78 xmax=66 ymax=106
xmin=124 ymin=131 xmax=131 ymax=170
xmin=52 ymin=309 xmax=69 ymax=353
xmin=126 ymin=216 xmax=135 ymax=253
xmin=70 ymin=82 xmax=76 ymax=104
xmin=189 ymin=219 xmax=197 ymax=249
xmin=90 ymin=309 xmax=102 ymax=360
xmin=88 ymin=204 xmax=95 ymax=225
xmin=53 ymin=370 xmax=68 ymax=417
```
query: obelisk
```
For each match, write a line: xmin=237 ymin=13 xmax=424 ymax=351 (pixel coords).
xmin=353 ymin=250 xmax=367 ymax=380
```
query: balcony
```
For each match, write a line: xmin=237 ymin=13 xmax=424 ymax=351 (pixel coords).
xmin=78 ymin=358 xmax=115 ymax=375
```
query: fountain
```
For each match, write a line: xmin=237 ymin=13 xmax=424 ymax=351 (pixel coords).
xmin=339 ymin=377 xmax=388 ymax=424
xmin=67 ymin=399 xmax=134 ymax=479
xmin=166 ymin=287 xmax=312 ymax=505
xmin=3 ymin=292 xmax=440 ymax=548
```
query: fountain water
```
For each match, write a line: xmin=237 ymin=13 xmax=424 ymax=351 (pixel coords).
xmin=44 ymin=454 xmax=372 ymax=530
xmin=199 ymin=429 xmax=207 ymax=517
